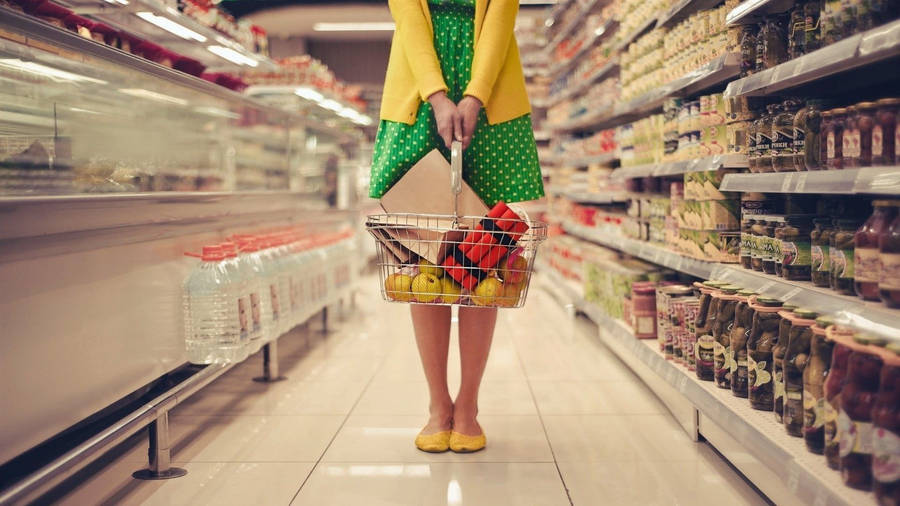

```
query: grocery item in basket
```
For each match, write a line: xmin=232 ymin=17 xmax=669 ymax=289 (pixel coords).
xmin=379 ymin=149 xmax=488 ymax=217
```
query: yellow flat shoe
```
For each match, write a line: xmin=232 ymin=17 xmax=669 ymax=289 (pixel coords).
xmin=415 ymin=430 xmax=451 ymax=453
xmin=449 ymin=431 xmax=486 ymax=453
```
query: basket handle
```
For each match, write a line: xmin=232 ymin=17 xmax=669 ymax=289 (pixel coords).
xmin=450 ymin=140 xmax=462 ymax=196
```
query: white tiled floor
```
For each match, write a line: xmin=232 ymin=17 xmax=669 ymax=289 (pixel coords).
xmin=54 ymin=275 xmax=768 ymax=505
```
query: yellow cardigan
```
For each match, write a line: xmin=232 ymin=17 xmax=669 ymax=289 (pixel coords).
xmin=380 ymin=0 xmax=531 ymax=125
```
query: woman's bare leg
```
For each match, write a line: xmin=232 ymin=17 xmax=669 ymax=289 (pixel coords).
xmin=410 ymin=304 xmax=453 ymax=434
xmin=453 ymin=306 xmax=497 ymax=435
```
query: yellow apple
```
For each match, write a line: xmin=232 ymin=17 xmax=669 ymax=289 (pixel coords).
xmin=500 ymin=255 xmax=528 ymax=284
xmin=418 ymin=260 xmax=443 ymax=277
xmin=384 ymin=273 xmax=413 ymax=302
xmin=471 ymin=277 xmax=503 ymax=307
xmin=440 ymin=276 xmax=462 ymax=304
xmin=412 ymin=273 xmax=442 ymax=303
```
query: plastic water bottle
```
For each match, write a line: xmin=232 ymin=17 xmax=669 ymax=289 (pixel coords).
xmin=235 ymin=238 xmax=272 ymax=349
xmin=183 ymin=246 xmax=242 ymax=364
xmin=258 ymin=236 xmax=287 ymax=338
xmin=272 ymin=235 xmax=295 ymax=333
xmin=220 ymin=243 xmax=250 ymax=361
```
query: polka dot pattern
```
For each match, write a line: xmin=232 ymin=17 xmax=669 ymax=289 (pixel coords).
xmin=369 ymin=0 xmax=545 ymax=207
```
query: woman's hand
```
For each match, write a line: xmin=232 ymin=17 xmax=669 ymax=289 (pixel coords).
xmin=428 ymin=91 xmax=461 ymax=149
xmin=457 ymin=95 xmax=482 ymax=150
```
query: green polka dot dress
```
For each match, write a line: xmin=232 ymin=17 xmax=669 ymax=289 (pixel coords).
xmin=369 ymin=0 xmax=545 ymax=207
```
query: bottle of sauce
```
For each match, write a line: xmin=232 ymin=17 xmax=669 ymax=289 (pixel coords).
xmin=714 ymin=285 xmax=741 ymax=390
xmin=873 ymin=98 xmax=899 ymax=166
xmin=774 ymin=219 xmax=787 ymax=277
xmin=840 ymin=333 xmax=886 ymax=491
xmin=782 ymin=214 xmax=815 ymax=281
xmin=774 ymin=99 xmax=802 ymax=171
xmin=731 ymin=290 xmax=756 ymax=398
xmin=748 ymin=297 xmax=783 ymax=410
xmin=843 ymin=105 xmax=860 ymax=169
xmin=751 ymin=219 xmax=767 ymax=271
xmin=874 ymin=341 xmax=900 ymax=505
xmin=856 ymin=102 xmax=878 ymax=167
xmin=794 ymin=99 xmax=824 ymax=171
xmin=775 ymin=305 xmax=799 ymax=422
xmin=880 ymin=211 xmax=900 ymax=308
xmin=763 ymin=217 xmax=781 ymax=275
xmin=803 ymin=316 xmax=835 ymax=454
xmin=811 ymin=217 xmax=834 ymax=287
xmin=695 ymin=281 xmax=727 ymax=381
xmin=825 ymin=325 xmax=855 ymax=469
xmin=856 ymin=201 xmax=900 ymax=301
xmin=819 ymin=109 xmax=834 ymax=170
xmin=826 ymin=108 xmax=847 ymax=170
xmin=784 ymin=308 xmax=818 ymax=437
xmin=741 ymin=219 xmax=755 ymax=269
xmin=832 ymin=218 xmax=861 ymax=295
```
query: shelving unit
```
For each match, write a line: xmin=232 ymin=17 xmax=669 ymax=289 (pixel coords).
xmin=657 ymin=0 xmax=727 ymax=28
xmin=720 ymin=167 xmax=900 ymax=195
xmin=613 ymin=153 xmax=748 ymax=180
xmin=724 ymin=19 xmax=900 ymax=97
xmin=544 ymin=59 xmax=620 ymax=107
xmin=545 ymin=152 xmax=617 ymax=168
xmin=724 ymin=0 xmax=794 ymax=25
xmin=545 ymin=19 xmax=616 ymax=77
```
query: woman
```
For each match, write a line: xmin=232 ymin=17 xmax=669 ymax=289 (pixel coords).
xmin=370 ymin=0 xmax=544 ymax=453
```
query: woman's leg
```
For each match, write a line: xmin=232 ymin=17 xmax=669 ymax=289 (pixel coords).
xmin=410 ymin=304 xmax=453 ymax=434
xmin=453 ymin=306 xmax=498 ymax=435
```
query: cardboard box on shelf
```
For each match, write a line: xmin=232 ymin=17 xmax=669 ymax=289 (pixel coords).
xmin=674 ymin=229 xmax=740 ymax=263
xmin=674 ymin=199 xmax=741 ymax=231
xmin=683 ymin=167 xmax=741 ymax=200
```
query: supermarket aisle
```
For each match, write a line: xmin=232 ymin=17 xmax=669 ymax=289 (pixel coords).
xmin=57 ymin=274 xmax=767 ymax=506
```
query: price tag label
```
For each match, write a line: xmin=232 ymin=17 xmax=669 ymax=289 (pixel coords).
xmin=795 ymin=173 xmax=808 ymax=192
xmin=781 ymin=173 xmax=795 ymax=192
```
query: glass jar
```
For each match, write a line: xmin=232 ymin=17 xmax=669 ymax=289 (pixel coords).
xmin=789 ymin=4 xmax=806 ymax=58
xmin=748 ymin=113 xmax=760 ymax=172
xmin=826 ymin=108 xmax=847 ymax=170
xmin=714 ymin=285 xmax=741 ymax=390
xmin=804 ymin=0 xmax=823 ymax=53
xmin=782 ymin=214 xmax=815 ymax=281
xmin=856 ymin=201 xmax=900 ymax=301
xmin=763 ymin=217 xmax=781 ymax=275
xmin=751 ymin=219 xmax=767 ymax=271
xmin=803 ymin=316 xmax=835 ymax=454
xmin=731 ymin=290 xmax=757 ymax=398
xmin=832 ymin=218 xmax=861 ymax=295
xmin=748 ymin=297 xmax=783 ymax=410
xmin=667 ymin=287 xmax=695 ymax=362
xmin=821 ymin=0 xmax=843 ymax=46
xmin=774 ymin=219 xmax=787 ymax=277
xmin=794 ymin=99 xmax=824 ymax=171
xmin=881 ymin=212 xmax=900 ymax=308
xmin=774 ymin=99 xmax=802 ymax=172
xmin=758 ymin=17 xmax=788 ymax=70
xmin=811 ymin=217 xmax=834 ymax=287
xmin=631 ymin=283 xmax=657 ymax=338
xmin=873 ymin=97 xmax=899 ymax=166
xmin=784 ymin=308 xmax=818 ymax=437
xmin=758 ymin=104 xmax=778 ymax=172
xmin=819 ymin=110 xmax=834 ymax=170
xmin=695 ymin=281 xmax=726 ymax=381
xmin=826 ymin=326 xmax=854 ymax=469
xmin=775 ymin=305 xmax=799 ymax=422
xmin=739 ymin=25 xmax=758 ymax=77
xmin=741 ymin=219 xmax=754 ymax=269
xmin=840 ymin=333 xmax=886 ymax=491
xmin=874 ymin=342 xmax=900 ymax=504
xmin=843 ymin=106 xmax=860 ymax=169
xmin=856 ymin=102 xmax=878 ymax=167
xmin=682 ymin=299 xmax=701 ymax=371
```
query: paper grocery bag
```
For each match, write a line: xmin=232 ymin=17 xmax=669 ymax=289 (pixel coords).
xmin=367 ymin=225 xmax=412 ymax=266
xmin=379 ymin=149 xmax=488 ymax=216
xmin=379 ymin=221 xmax=467 ymax=265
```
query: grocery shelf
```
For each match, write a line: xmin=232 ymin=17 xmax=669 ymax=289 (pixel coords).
xmin=552 ymin=53 xmax=740 ymax=132
xmin=720 ymin=167 xmax=900 ymax=194
xmin=545 ymin=152 xmax=617 ymax=167
xmin=59 ymin=0 xmax=278 ymax=72
xmin=556 ymin=190 xmax=629 ymax=204
xmin=725 ymin=0 xmax=795 ymax=26
xmin=657 ymin=0 xmax=728 ymax=29
xmin=611 ymin=15 xmax=658 ymax=53
xmin=612 ymin=153 xmax=749 ymax=180
xmin=543 ymin=0 xmax=603 ymax=59
xmin=545 ymin=19 xmax=617 ymax=77
xmin=563 ymin=220 xmax=900 ymax=337
xmin=545 ymin=59 xmax=620 ymax=106
xmin=724 ymin=19 xmax=900 ymax=97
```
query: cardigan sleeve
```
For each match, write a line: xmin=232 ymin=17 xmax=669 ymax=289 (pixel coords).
xmin=388 ymin=0 xmax=448 ymax=101
xmin=464 ymin=0 xmax=518 ymax=105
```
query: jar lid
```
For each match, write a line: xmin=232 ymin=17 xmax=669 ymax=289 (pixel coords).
xmin=815 ymin=315 xmax=835 ymax=328
xmin=782 ymin=303 xmax=798 ymax=311
xmin=831 ymin=108 xmax=847 ymax=114
xmin=738 ymin=289 xmax=757 ymax=297
xmin=875 ymin=98 xmax=900 ymax=106
xmin=856 ymin=101 xmax=877 ymax=109
xmin=854 ymin=333 xmax=888 ymax=346
xmin=757 ymin=297 xmax=783 ymax=306
xmin=703 ymin=280 xmax=729 ymax=288
xmin=794 ymin=308 xmax=819 ymax=319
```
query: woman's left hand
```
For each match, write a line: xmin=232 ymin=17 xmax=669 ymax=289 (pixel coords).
xmin=457 ymin=95 xmax=482 ymax=150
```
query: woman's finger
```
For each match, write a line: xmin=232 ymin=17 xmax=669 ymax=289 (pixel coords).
xmin=453 ymin=113 xmax=463 ymax=143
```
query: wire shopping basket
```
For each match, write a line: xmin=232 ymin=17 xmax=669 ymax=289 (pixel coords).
xmin=366 ymin=141 xmax=547 ymax=308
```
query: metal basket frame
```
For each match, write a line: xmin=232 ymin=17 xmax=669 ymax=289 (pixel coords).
xmin=366 ymin=141 xmax=547 ymax=308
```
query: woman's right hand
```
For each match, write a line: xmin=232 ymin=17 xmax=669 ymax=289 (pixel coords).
xmin=428 ymin=91 xmax=462 ymax=149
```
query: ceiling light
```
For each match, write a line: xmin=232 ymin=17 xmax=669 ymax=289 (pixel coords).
xmin=102 ymin=0 xmax=128 ymax=5
xmin=338 ymin=108 xmax=357 ymax=119
xmin=319 ymin=99 xmax=344 ymax=112
xmin=207 ymin=45 xmax=259 ymax=67
xmin=0 ymin=58 xmax=107 ymax=84
xmin=136 ymin=12 xmax=207 ymax=42
xmin=119 ymin=88 xmax=188 ymax=105
xmin=313 ymin=22 xmax=395 ymax=32
xmin=294 ymin=87 xmax=324 ymax=102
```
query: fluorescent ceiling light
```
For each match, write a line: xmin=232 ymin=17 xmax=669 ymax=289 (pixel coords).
xmin=207 ymin=45 xmax=259 ymax=67
xmin=0 ymin=58 xmax=107 ymax=84
xmin=319 ymin=99 xmax=344 ymax=112
xmin=337 ymin=107 xmax=357 ymax=119
xmin=103 ymin=0 xmax=129 ymax=5
xmin=294 ymin=87 xmax=324 ymax=102
xmin=313 ymin=22 xmax=395 ymax=32
xmin=119 ymin=88 xmax=188 ymax=106
xmin=136 ymin=12 xmax=207 ymax=42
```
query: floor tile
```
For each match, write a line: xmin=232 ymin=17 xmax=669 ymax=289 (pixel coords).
xmin=166 ymin=414 xmax=344 ymax=463
xmin=322 ymin=415 xmax=553 ymax=463
xmin=293 ymin=462 xmax=569 ymax=506
xmin=354 ymin=380 xmax=537 ymax=416
xmin=58 ymin=462 xmax=313 ymax=506
xmin=175 ymin=380 xmax=367 ymax=416
xmin=529 ymin=380 xmax=665 ymax=415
